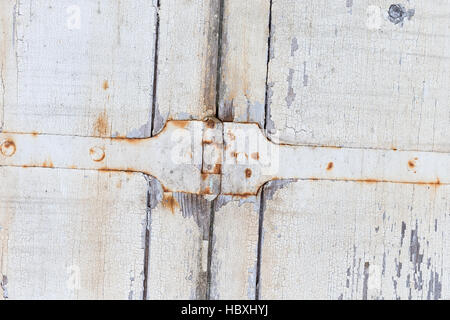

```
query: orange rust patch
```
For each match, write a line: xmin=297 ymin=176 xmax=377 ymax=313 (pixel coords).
xmin=172 ymin=120 xmax=189 ymax=129
xmin=408 ymin=160 xmax=415 ymax=169
xmin=1 ymin=140 xmax=16 ymax=156
xmin=227 ymin=131 xmax=236 ymax=141
xmin=42 ymin=159 xmax=54 ymax=168
xmin=203 ymin=140 xmax=213 ymax=145
xmin=326 ymin=162 xmax=334 ymax=171
xmin=103 ymin=80 xmax=109 ymax=90
xmin=203 ymin=186 xmax=211 ymax=194
xmin=212 ymin=163 xmax=222 ymax=174
xmin=31 ymin=132 xmax=38 ymax=137
xmin=206 ymin=119 xmax=215 ymax=129
xmin=231 ymin=151 xmax=238 ymax=158
xmin=93 ymin=110 xmax=108 ymax=136
xmin=162 ymin=193 xmax=179 ymax=214
xmin=245 ymin=168 xmax=252 ymax=178
xmin=201 ymin=173 xmax=209 ymax=181
xmin=251 ymin=152 xmax=260 ymax=160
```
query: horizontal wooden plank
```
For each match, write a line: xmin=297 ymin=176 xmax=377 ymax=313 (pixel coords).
xmin=0 ymin=168 xmax=148 ymax=299
xmin=266 ymin=0 xmax=450 ymax=151
xmin=2 ymin=0 xmax=156 ymax=137
xmin=259 ymin=180 xmax=449 ymax=299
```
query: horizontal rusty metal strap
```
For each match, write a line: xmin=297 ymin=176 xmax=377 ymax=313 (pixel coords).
xmin=1 ymin=120 xmax=449 ymax=195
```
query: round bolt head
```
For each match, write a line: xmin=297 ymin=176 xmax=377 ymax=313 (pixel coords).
xmin=89 ymin=146 xmax=105 ymax=162
xmin=1 ymin=140 xmax=16 ymax=157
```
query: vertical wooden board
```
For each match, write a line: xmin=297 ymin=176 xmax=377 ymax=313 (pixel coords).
xmin=210 ymin=0 xmax=270 ymax=300
xmin=217 ymin=0 xmax=270 ymax=127
xmin=153 ymin=0 xmax=219 ymax=134
xmin=146 ymin=180 xmax=211 ymax=299
xmin=209 ymin=196 xmax=260 ymax=300
xmin=146 ymin=0 xmax=220 ymax=299
xmin=2 ymin=0 xmax=156 ymax=137
xmin=259 ymin=180 xmax=449 ymax=300
xmin=0 ymin=168 xmax=148 ymax=299
xmin=266 ymin=0 xmax=450 ymax=151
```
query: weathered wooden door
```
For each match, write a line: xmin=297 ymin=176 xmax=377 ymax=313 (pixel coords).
xmin=0 ymin=0 xmax=449 ymax=300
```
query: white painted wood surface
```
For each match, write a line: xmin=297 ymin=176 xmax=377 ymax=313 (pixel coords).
xmin=259 ymin=0 xmax=450 ymax=300
xmin=2 ymin=0 xmax=156 ymax=137
xmin=1 ymin=0 xmax=449 ymax=300
xmin=0 ymin=168 xmax=148 ymax=299
xmin=260 ymin=180 xmax=449 ymax=300
xmin=217 ymin=0 xmax=270 ymax=128
xmin=209 ymin=196 xmax=260 ymax=300
xmin=152 ymin=0 xmax=219 ymax=134
xmin=266 ymin=0 xmax=450 ymax=150
xmin=0 ymin=0 xmax=156 ymax=299
xmin=146 ymin=0 xmax=219 ymax=300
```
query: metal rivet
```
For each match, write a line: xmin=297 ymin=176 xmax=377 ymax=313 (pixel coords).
xmin=89 ymin=146 xmax=105 ymax=162
xmin=1 ymin=140 xmax=16 ymax=157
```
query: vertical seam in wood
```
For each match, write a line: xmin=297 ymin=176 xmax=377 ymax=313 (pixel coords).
xmin=142 ymin=184 xmax=152 ymax=300
xmin=214 ymin=0 xmax=225 ymax=118
xmin=205 ymin=200 xmax=215 ymax=300
xmin=263 ymin=0 xmax=273 ymax=131
xmin=150 ymin=0 xmax=160 ymax=136
xmin=143 ymin=0 xmax=160 ymax=299
xmin=255 ymin=184 xmax=266 ymax=300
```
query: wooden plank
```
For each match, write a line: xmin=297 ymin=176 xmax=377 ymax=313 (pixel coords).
xmin=146 ymin=179 xmax=211 ymax=299
xmin=210 ymin=0 xmax=270 ymax=299
xmin=217 ymin=0 xmax=270 ymax=128
xmin=146 ymin=0 xmax=220 ymax=299
xmin=209 ymin=196 xmax=260 ymax=299
xmin=152 ymin=0 xmax=219 ymax=134
xmin=266 ymin=0 xmax=450 ymax=151
xmin=260 ymin=0 xmax=450 ymax=300
xmin=0 ymin=0 xmax=156 ymax=299
xmin=260 ymin=180 xmax=449 ymax=299
xmin=0 ymin=168 xmax=148 ymax=299
xmin=2 ymin=0 xmax=156 ymax=137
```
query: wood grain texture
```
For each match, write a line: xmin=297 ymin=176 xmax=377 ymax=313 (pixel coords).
xmin=210 ymin=0 xmax=271 ymax=300
xmin=259 ymin=0 xmax=450 ymax=300
xmin=152 ymin=0 xmax=220 ymax=134
xmin=217 ymin=0 xmax=270 ymax=128
xmin=2 ymin=0 xmax=156 ymax=137
xmin=260 ymin=180 xmax=449 ymax=300
xmin=0 ymin=0 xmax=156 ymax=299
xmin=209 ymin=196 xmax=260 ymax=299
xmin=266 ymin=0 xmax=450 ymax=151
xmin=146 ymin=178 xmax=211 ymax=299
xmin=0 ymin=168 xmax=148 ymax=299
xmin=145 ymin=0 xmax=222 ymax=299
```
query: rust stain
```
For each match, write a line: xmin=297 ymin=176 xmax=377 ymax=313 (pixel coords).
xmin=42 ymin=159 xmax=54 ymax=168
xmin=31 ymin=132 xmax=38 ymax=137
xmin=93 ymin=110 xmax=108 ymax=136
xmin=212 ymin=163 xmax=222 ymax=174
xmin=203 ymin=186 xmax=211 ymax=194
xmin=227 ymin=131 xmax=236 ymax=141
xmin=231 ymin=151 xmax=238 ymax=158
xmin=245 ymin=168 xmax=252 ymax=178
xmin=162 ymin=193 xmax=179 ymax=214
xmin=172 ymin=120 xmax=189 ymax=129
xmin=201 ymin=173 xmax=209 ymax=181
xmin=1 ymin=140 xmax=16 ymax=156
xmin=102 ymin=80 xmax=109 ymax=90
xmin=89 ymin=147 xmax=105 ymax=162
xmin=203 ymin=140 xmax=213 ymax=144
xmin=326 ymin=162 xmax=334 ymax=171
xmin=251 ymin=152 xmax=260 ymax=160
xmin=206 ymin=119 xmax=215 ymax=129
